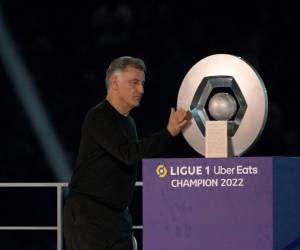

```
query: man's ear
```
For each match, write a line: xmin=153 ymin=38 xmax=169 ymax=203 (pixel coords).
xmin=110 ymin=75 xmax=119 ymax=90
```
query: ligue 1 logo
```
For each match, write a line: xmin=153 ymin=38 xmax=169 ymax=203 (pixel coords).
xmin=156 ymin=164 xmax=167 ymax=178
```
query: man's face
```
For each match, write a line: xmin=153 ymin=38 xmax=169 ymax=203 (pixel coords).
xmin=113 ymin=66 xmax=145 ymax=110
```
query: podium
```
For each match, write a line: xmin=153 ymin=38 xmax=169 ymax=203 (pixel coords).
xmin=143 ymin=157 xmax=300 ymax=250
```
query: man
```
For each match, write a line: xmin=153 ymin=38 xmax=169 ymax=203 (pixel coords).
xmin=63 ymin=56 xmax=190 ymax=250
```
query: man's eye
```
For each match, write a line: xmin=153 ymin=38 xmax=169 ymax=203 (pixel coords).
xmin=130 ymin=80 xmax=145 ymax=86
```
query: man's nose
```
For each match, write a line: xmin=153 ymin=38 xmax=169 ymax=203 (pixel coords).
xmin=137 ymin=83 xmax=144 ymax=94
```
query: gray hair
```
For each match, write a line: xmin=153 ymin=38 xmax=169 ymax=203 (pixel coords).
xmin=105 ymin=56 xmax=146 ymax=89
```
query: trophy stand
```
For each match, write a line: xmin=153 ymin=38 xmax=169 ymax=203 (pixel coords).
xmin=143 ymin=54 xmax=300 ymax=250
xmin=205 ymin=92 xmax=237 ymax=158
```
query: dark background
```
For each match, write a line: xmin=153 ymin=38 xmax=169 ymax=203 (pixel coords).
xmin=0 ymin=1 xmax=299 ymax=249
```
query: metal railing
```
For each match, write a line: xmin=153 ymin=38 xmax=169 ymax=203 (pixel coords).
xmin=0 ymin=182 xmax=143 ymax=250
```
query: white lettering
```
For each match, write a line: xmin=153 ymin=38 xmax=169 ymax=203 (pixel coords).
xmin=171 ymin=178 xmax=218 ymax=188
xmin=213 ymin=166 xmax=235 ymax=175
xmin=170 ymin=166 xmax=202 ymax=176
xmin=236 ymin=165 xmax=258 ymax=175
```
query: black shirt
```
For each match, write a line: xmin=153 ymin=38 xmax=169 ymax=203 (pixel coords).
xmin=69 ymin=100 xmax=172 ymax=211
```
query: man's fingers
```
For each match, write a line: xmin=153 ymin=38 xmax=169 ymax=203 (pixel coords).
xmin=170 ymin=107 xmax=175 ymax=116
xmin=184 ymin=111 xmax=192 ymax=121
xmin=178 ymin=119 xmax=188 ymax=128
xmin=167 ymin=107 xmax=191 ymax=136
xmin=175 ymin=109 xmax=192 ymax=122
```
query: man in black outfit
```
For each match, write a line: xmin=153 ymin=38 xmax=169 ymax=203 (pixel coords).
xmin=63 ymin=56 xmax=190 ymax=250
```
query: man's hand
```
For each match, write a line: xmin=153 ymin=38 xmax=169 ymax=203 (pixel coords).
xmin=167 ymin=108 xmax=192 ymax=136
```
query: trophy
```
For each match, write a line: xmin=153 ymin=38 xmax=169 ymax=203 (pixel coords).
xmin=177 ymin=54 xmax=268 ymax=157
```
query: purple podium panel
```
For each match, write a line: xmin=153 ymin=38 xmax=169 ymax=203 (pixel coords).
xmin=143 ymin=157 xmax=273 ymax=250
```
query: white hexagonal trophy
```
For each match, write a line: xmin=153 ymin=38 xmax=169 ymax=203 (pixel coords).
xmin=177 ymin=54 xmax=268 ymax=157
